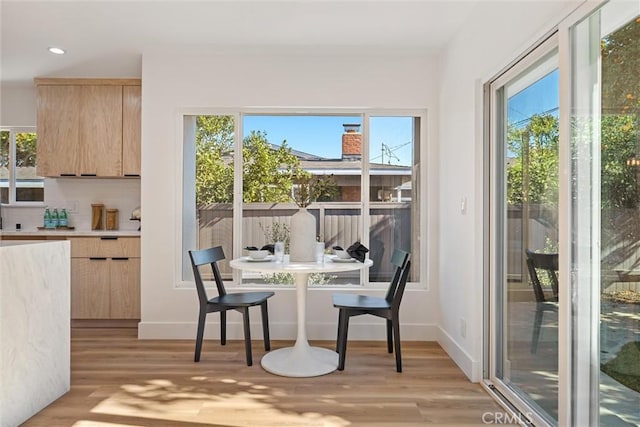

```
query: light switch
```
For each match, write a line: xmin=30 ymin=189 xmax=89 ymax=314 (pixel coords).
xmin=460 ymin=196 xmax=467 ymax=214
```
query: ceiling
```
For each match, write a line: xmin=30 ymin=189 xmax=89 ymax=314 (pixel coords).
xmin=0 ymin=0 xmax=479 ymax=85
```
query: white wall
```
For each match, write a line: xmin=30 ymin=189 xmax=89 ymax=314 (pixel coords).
xmin=0 ymin=83 xmax=36 ymax=126
xmin=139 ymin=49 xmax=442 ymax=342
xmin=436 ymin=0 xmax=584 ymax=381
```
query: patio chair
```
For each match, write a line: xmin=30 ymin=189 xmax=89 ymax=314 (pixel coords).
xmin=332 ymin=248 xmax=411 ymax=372
xmin=188 ymin=246 xmax=274 ymax=365
xmin=525 ymin=249 xmax=559 ymax=354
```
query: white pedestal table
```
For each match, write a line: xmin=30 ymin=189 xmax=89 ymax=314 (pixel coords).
xmin=229 ymin=256 xmax=373 ymax=377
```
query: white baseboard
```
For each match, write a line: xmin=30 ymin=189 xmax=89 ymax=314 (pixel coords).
xmin=138 ymin=320 xmax=439 ymax=342
xmin=437 ymin=325 xmax=481 ymax=382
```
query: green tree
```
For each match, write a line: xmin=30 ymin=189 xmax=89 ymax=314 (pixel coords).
xmin=0 ymin=131 xmax=37 ymax=168
xmin=195 ymin=116 xmax=305 ymax=205
xmin=600 ymin=16 xmax=640 ymax=208
xmin=242 ymin=130 xmax=304 ymax=203
xmin=195 ymin=116 xmax=234 ymax=205
xmin=601 ymin=17 xmax=640 ymax=114
xmin=506 ymin=114 xmax=559 ymax=206
xmin=601 ymin=114 xmax=638 ymax=208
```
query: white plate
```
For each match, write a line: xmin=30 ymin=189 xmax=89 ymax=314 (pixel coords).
xmin=244 ymin=256 xmax=273 ymax=262
xmin=331 ymin=257 xmax=357 ymax=263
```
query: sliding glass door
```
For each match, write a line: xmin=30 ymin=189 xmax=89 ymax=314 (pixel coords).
xmin=487 ymin=2 xmax=640 ymax=425
xmin=489 ymin=35 xmax=560 ymax=426
xmin=569 ymin=2 xmax=640 ymax=425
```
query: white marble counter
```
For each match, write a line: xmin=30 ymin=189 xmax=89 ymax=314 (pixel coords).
xmin=0 ymin=240 xmax=71 ymax=427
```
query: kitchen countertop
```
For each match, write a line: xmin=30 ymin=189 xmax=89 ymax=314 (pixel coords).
xmin=0 ymin=229 xmax=140 ymax=237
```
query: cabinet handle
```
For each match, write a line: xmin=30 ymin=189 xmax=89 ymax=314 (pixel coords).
xmin=89 ymin=257 xmax=107 ymax=261
xmin=112 ymin=257 xmax=129 ymax=261
xmin=100 ymin=236 xmax=118 ymax=240
xmin=59 ymin=173 xmax=77 ymax=177
xmin=80 ymin=173 xmax=97 ymax=177
xmin=124 ymin=174 xmax=140 ymax=177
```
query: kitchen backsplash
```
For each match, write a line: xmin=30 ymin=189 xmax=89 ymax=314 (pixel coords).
xmin=1 ymin=178 xmax=141 ymax=231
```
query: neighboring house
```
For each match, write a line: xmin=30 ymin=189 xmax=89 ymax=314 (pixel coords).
xmin=283 ymin=124 xmax=413 ymax=203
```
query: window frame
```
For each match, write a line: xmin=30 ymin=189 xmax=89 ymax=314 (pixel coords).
xmin=0 ymin=126 xmax=43 ymax=206
xmin=178 ymin=108 xmax=427 ymax=290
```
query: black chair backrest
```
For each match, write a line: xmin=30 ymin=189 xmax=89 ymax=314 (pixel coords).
xmin=188 ymin=246 xmax=227 ymax=306
xmin=525 ymin=249 xmax=558 ymax=303
xmin=384 ymin=249 xmax=411 ymax=308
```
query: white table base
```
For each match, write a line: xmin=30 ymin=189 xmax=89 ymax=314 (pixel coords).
xmin=260 ymin=271 xmax=338 ymax=377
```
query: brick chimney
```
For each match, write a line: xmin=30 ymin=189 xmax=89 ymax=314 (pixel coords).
xmin=342 ymin=123 xmax=362 ymax=161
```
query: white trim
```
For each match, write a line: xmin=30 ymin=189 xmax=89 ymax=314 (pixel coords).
xmin=139 ymin=320 xmax=438 ymax=342
xmin=177 ymin=108 xmax=428 ymax=290
xmin=437 ymin=325 xmax=481 ymax=382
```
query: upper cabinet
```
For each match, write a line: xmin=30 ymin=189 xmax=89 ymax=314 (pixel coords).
xmin=35 ymin=78 xmax=141 ymax=178
xmin=122 ymin=86 xmax=141 ymax=176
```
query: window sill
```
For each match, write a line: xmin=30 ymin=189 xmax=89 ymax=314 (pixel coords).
xmin=1 ymin=202 xmax=46 ymax=208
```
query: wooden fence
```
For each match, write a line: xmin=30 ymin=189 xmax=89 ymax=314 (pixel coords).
xmin=508 ymin=205 xmax=640 ymax=289
xmin=198 ymin=202 xmax=414 ymax=282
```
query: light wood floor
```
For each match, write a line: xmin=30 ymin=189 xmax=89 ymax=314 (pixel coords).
xmin=24 ymin=328 xmax=512 ymax=427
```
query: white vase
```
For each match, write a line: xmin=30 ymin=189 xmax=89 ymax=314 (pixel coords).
xmin=290 ymin=208 xmax=316 ymax=262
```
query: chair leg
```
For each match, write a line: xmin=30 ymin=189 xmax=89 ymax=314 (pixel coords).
xmin=392 ymin=314 xmax=402 ymax=372
xmin=336 ymin=309 xmax=343 ymax=352
xmin=531 ymin=307 xmax=544 ymax=354
xmin=194 ymin=310 xmax=207 ymax=362
xmin=386 ymin=319 xmax=393 ymax=353
xmin=242 ymin=307 xmax=253 ymax=366
xmin=261 ymin=301 xmax=271 ymax=351
xmin=220 ymin=310 xmax=227 ymax=346
xmin=337 ymin=310 xmax=350 ymax=371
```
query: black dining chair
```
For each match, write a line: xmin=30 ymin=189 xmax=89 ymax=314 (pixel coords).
xmin=188 ymin=246 xmax=274 ymax=365
xmin=525 ymin=249 xmax=559 ymax=354
xmin=332 ymin=249 xmax=411 ymax=372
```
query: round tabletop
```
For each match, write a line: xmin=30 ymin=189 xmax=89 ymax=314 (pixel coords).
xmin=230 ymin=256 xmax=373 ymax=274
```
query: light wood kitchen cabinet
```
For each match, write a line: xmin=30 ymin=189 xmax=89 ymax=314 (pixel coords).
xmin=79 ymin=85 xmax=122 ymax=176
xmin=122 ymin=85 xmax=141 ymax=176
xmin=69 ymin=236 xmax=140 ymax=319
xmin=71 ymin=258 xmax=110 ymax=318
xmin=36 ymin=85 xmax=82 ymax=176
xmin=35 ymin=78 xmax=141 ymax=177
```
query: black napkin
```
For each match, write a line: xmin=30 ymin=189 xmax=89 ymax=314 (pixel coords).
xmin=346 ymin=241 xmax=369 ymax=263
xmin=261 ymin=244 xmax=275 ymax=254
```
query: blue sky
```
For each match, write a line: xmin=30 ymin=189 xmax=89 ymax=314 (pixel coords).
xmin=243 ymin=115 xmax=414 ymax=166
xmin=507 ymin=69 xmax=559 ymax=126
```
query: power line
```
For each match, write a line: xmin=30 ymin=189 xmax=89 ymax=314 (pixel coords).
xmin=510 ymin=107 xmax=559 ymax=127
xmin=371 ymin=141 xmax=412 ymax=163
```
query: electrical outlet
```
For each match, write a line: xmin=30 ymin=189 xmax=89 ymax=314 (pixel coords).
xmin=65 ymin=201 xmax=79 ymax=213
xmin=460 ymin=318 xmax=467 ymax=338
xmin=460 ymin=196 xmax=467 ymax=214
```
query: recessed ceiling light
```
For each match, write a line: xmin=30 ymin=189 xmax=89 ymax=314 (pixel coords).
xmin=48 ymin=47 xmax=65 ymax=55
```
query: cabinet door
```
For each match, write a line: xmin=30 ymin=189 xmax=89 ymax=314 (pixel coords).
xmin=36 ymin=85 xmax=81 ymax=176
xmin=109 ymin=258 xmax=140 ymax=318
xmin=71 ymin=258 xmax=110 ymax=319
xmin=122 ymin=85 xmax=141 ymax=176
xmin=69 ymin=237 xmax=140 ymax=258
xmin=79 ymin=85 xmax=123 ymax=176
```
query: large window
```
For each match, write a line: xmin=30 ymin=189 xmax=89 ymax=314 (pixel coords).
xmin=0 ymin=127 xmax=43 ymax=204
xmin=182 ymin=111 xmax=422 ymax=286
